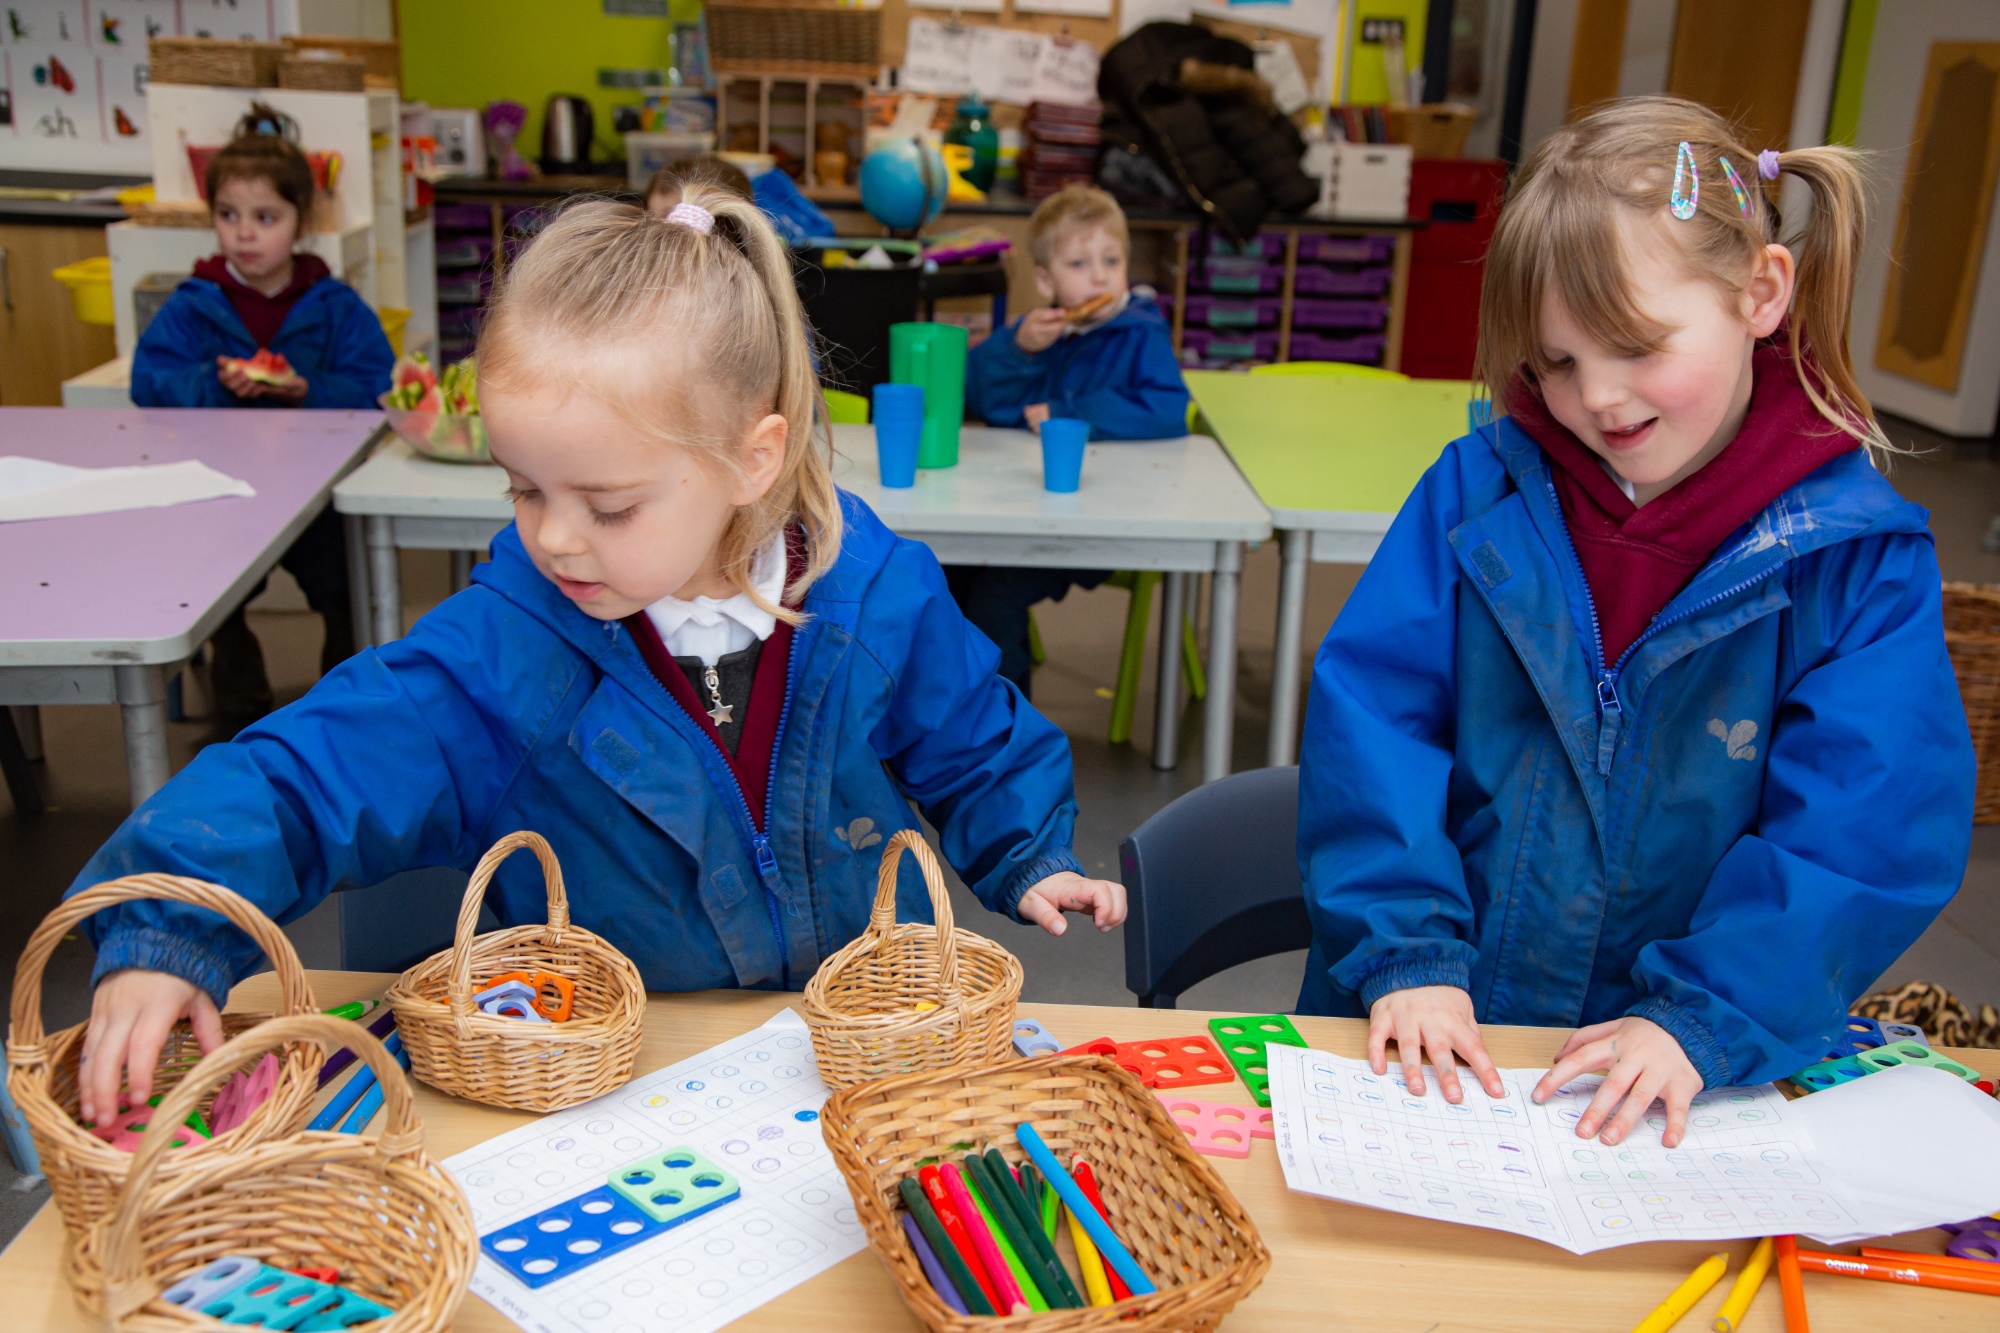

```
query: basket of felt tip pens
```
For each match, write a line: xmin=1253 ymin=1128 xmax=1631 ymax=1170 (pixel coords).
xmin=6 ymin=875 xmax=328 ymax=1309
xmin=820 ymin=1052 xmax=1270 ymax=1332
xmin=386 ymin=831 xmax=645 ymax=1112
xmin=802 ymin=829 xmax=1024 ymax=1090
xmin=82 ymin=1012 xmax=476 ymax=1332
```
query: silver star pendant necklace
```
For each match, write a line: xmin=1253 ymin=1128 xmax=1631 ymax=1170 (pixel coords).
xmin=702 ymin=664 xmax=733 ymax=727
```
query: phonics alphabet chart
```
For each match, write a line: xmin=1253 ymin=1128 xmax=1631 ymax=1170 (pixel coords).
xmin=1267 ymin=1045 xmax=1865 ymax=1255
xmin=445 ymin=1010 xmax=867 ymax=1333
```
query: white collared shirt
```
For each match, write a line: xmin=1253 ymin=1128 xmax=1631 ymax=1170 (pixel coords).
xmin=642 ymin=535 xmax=785 ymax=666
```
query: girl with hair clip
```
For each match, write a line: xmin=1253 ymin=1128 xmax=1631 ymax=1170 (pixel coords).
xmin=67 ymin=187 xmax=1124 ymax=1127
xmin=1295 ymin=97 xmax=1973 ymax=1148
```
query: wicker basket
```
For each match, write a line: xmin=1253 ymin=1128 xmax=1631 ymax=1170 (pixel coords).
xmin=285 ymin=35 xmax=400 ymax=90
xmin=801 ymin=829 xmax=1023 ymax=1091
xmin=706 ymin=0 xmax=880 ymax=79
xmin=92 ymin=1013 xmax=476 ymax=1332
xmin=277 ymin=51 xmax=366 ymax=93
xmin=5 ymin=876 xmax=325 ymax=1309
xmin=1944 ymin=582 xmax=2000 ymax=823
xmin=821 ymin=1054 xmax=1271 ymax=1332
xmin=385 ymin=832 xmax=645 ymax=1112
xmin=148 ymin=38 xmax=282 ymax=88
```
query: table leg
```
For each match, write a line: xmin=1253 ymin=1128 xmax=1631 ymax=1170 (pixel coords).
xmin=1268 ymin=528 xmax=1311 ymax=768
xmin=367 ymin=516 xmax=402 ymax=646
xmin=11 ymin=704 xmax=42 ymax=762
xmin=1152 ymin=572 xmax=1187 ymax=772
xmin=450 ymin=549 xmax=474 ymax=592
xmin=1202 ymin=542 xmax=1243 ymax=783
xmin=115 ymin=663 xmax=171 ymax=807
xmin=0 ymin=707 xmax=41 ymax=817
xmin=344 ymin=514 xmax=373 ymax=651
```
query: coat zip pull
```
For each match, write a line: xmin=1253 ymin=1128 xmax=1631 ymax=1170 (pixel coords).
xmin=1595 ymin=673 xmax=1622 ymax=775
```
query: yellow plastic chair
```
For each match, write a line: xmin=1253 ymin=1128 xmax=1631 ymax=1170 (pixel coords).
xmin=1250 ymin=360 xmax=1408 ymax=380
xmin=823 ymin=388 xmax=869 ymax=425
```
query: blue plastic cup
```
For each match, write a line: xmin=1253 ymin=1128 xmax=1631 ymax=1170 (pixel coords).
xmin=872 ymin=383 xmax=924 ymax=488
xmin=1039 ymin=417 xmax=1089 ymax=493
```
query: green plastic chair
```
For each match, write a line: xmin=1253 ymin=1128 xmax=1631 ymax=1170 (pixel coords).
xmin=823 ymin=387 xmax=869 ymax=424
xmin=1024 ymin=575 xmax=1205 ymax=745
xmin=1251 ymin=361 xmax=1408 ymax=380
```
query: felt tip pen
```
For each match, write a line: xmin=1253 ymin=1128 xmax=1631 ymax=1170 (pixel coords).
xmin=1015 ymin=1123 xmax=1157 ymax=1296
xmin=1713 ymin=1236 xmax=1772 ymax=1332
xmin=315 ymin=1003 xmax=398 ymax=1088
xmin=1631 ymin=1252 xmax=1726 ymax=1333
xmin=940 ymin=1161 xmax=1031 ymax=1314
xmin=981 ymin=1149 xmax=1084 ymax=1308
xmin=968 ymin=1152 xmax=1079 ymax=1309
xmin=899 ymin=1178 xmax=994 ymax=1316
xmin=955 ymin=1162 xmax=1046 ymax=1312
xmin=1793 ymin=1248 xmax=2000 ymax=1297
xmin=321 ymin=999 xmax=375 ymax=1022
xmin=1773 ymin=1236 xmax=1810 ymax=1333
xmin=917 ymin=1165 xmax=1002 ymax=1312
xmin=1071 ymin=1158 xmax=1133 ymax=1300
xmin=337 ymin=1032 xmax=408 ymax=1135
xmin=1859 ymin=1246 xmax=2000 ymax=1277
xmin=902 ymin=1212 xmax=968 ymax=1315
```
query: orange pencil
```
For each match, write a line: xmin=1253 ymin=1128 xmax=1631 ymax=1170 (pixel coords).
xmin=1773 ymin=1236 xmax=1809 ymax=1333
xmin=1794 ymin=1248 xmax=2000 ymax=1297
xmin=1859 ymin=1246 xmax=2000 ymax=1279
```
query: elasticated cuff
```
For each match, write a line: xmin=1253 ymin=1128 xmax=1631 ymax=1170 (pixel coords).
xmin=1628 ymin=995 xmax=1732 ymax=1088
xmin=89 ymin=926 xmax=238 ymax=1010
xmin=1357 ymin=956 xmax=1473 ymax=1010
xmin=997 ymin=850 xmax=1085 ymax=922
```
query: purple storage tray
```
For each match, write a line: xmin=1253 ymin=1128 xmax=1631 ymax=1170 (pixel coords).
xmin=1182 ymin=295 xmax=1282 ymax=328
xmin=1181 ymin=328 xmax=1278 ymax=361
xmin=1201 ymin=232 xmax=1286 ymax=258
xmin=434 ymin=202 xmax=493 ymax=231
xmin=1188 ymin=257 xmax=1282 ymax=294
xmin=1290 ymin=298 xmax=1388 ymax=330
xmin=1294 ymin=264 xmax=1393 ymax=296
xmin=1289 ymin=331 xmax=1386 ymax=363
xmin=435 ymin=235 xmax=493 ymax=269
xmin=1297 ymin=234 xmax=1396 ymax=264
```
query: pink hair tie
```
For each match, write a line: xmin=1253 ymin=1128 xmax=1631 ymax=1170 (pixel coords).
xmin=1757 ymin=149 xmax=1781 ymax=180
xmin=666 ymin=201 xmax=714 ymax=235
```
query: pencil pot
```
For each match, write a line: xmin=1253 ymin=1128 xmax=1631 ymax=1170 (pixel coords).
xmin=88 ymin=1013 xmax=476 ymax=1332
xmin=801 ymin=829 xmax=1023 ymax=1090
xmin=386 ymin=831 xmax=645 ymax=1112
xmin=821 ymin=1053 xmax=1271 ymax=1332
xmin=6 ymin=875 xmax=326 ymax=1310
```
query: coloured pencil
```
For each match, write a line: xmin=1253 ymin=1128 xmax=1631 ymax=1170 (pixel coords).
xmin=899 ymin=1178 xmax=994 ymax=1316
xmin=337 ymin=1033 xmax=408 ymax=1135
xmin=1015 ymin=1123 xmax=1157 ymax=1295
xmin=308 ymin=1060 xmax=376 ymax=1132
xmin=1066 ymin=1203 xmax=1114 ymax=1306
xmin=983 ymin=1149 xmax=1085 ymax=1308
xmin=959 ymin=1159 xmax=1053 ymax=1311
xmin=940 ymin=1160 xmax=1031 ymax=1313
xmin=969 ymin=1151 xmax=1081 ymax=1308
xmin=1859 ymin=1246 xmax=2000 ymax=1278
xmin=1632 ymin=1252 xmax=1727 ymax=1333
xmin=1794 ymin=1248 xmax=2000 ymax=1296
xmin=902 ymin=1211 xmax=968 ymax=1315
xmin=1020 ymin=1161 xmax=1056 ymax=1241
xmin=315 ymin=1004 xmax=397 ymax=1088
xmin=918 ymin=1166 xmax=1002 ymax=1312
xmin=1714 ymin=1237 xmax=1773 ymax=1332
xmin=1071 ymin=1158 xmax=1134 ymax=1301
xmin=1039 ymin=1172 xmax=1061 ymax=1240
xmin=1773 ymin=1236 xmax=1809 ymax=1332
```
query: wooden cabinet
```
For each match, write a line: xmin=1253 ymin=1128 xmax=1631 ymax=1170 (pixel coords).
xmin=0 ymin=223 xmax=118 ymax=406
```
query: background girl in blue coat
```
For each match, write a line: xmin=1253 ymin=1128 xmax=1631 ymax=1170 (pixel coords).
xmin=1298 ymin=98 xmax=1973 ymax=1151
xmin=73 ymin=188 xmax=1124 ymax=1127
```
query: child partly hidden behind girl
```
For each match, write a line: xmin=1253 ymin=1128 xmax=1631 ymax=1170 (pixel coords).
xmin=71 ymin=189 xmax=1123 ymax=1125
xmin=1298 ymin=98 xmax=1974 ymax=1148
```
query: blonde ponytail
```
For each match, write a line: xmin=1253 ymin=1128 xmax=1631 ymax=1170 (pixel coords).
xmin=1770 ymin=146 xmax=1887 ymax=456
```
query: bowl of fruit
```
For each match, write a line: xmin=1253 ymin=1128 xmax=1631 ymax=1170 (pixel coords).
xmin=378 ymin=352 xmax=487 ymax=463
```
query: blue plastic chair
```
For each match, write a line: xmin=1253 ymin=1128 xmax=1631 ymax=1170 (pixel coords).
xmin=1119 ymin=765 xmax=1310 ymax=1008
xmin=334 ymin=867 xmax=496 ymax=974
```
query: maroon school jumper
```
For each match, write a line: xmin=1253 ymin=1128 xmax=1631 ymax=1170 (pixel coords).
xmin=193 ymin=253 xmax=330 ymax=348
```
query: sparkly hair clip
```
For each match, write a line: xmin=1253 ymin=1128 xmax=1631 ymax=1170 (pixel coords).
xmin=1757 ymin=149 xmax=1781 ymax=180
xmin=666 ymin=200 xmax=715 ymax=235
xmin=1719 ymin=156 xmax=1753 ymax=217
xmin=1669 ymin=141 xmax=1699 ymax=221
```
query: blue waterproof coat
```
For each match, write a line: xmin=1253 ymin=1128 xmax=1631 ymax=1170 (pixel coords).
xmin=71 ymin=495 xmax=1083 ymax=1004
xmin=966 ymin=295 xmax=1189 ymax=440
xmin=1297 ymin=417 xmax=1973 ymax=1088
xmin=130 ymin=274 xmax=393 ymax=410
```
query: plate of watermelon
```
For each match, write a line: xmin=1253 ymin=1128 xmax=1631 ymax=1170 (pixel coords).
xmin=378 ymin=352 xmax=487 ymax=463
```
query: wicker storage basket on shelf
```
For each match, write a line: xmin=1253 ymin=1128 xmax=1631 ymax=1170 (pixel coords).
xmin=801 ymin=829 xmax=1023 ymax=1091
xmin=90 ymin=1013 xmax=476 ymax=1333
xmin=6 ymin=876 xmax=325 ymax=1309
xmin=277 ymin=51 xmax=366 ymax=92
xmin=285 ymin=35 xmax=401 ymax=89
xmin=706 ymin=0 xmax=880 ymax=78
xmin=1945 ymin=581 xmax=2000 ymax=823
xmin=148 ymin=37 xmax=282 ymax=88
xmin=821 ymin=1053 xmax=1271 ymax=1333
xmin=386 ymin=831 xmax=645 ymax=1112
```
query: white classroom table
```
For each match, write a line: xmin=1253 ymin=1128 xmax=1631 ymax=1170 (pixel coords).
xmin=333 ymin=425 xmax=1273 ymax=781
xmin=0 ymin=409 xmax=387 ymax=806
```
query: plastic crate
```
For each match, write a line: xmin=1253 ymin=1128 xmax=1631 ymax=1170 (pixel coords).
xmin=1201 ymin=231 xmax=1286 ymax=258
xmin=1189 ymin=255 xmax=1281 ymax=294
xmin=1182 ymin=295 xmax=1282 ymax=328
xmin=1290 ymin=297 xmax=1388 ymax=330
xmin=435 ymin=236 xmax=492 ymax=269
xmin=433 ymin=202 xmax=491 ymax=231
xmin=1290 ymin=330 xmax=1386 ymax=362
xmin=1295 ymin=264 xmax=1393 ymax=296
xmin=1297 ymin=234 xmax=1395 ymax=264
xmin=1181 ymin=328 xmax=1278 ymax=361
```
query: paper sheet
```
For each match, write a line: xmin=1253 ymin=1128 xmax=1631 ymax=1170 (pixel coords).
xmin=446 ymin=1011 xmax=867 ymax=1333
xmin=969 ymin=27 xmax=1046 ymax=106
xmin=901 ymin=18 xmax=975 ymax=96
xmin=1028 ymin=36 xmax=1102 ymax=108
xmin=0 ymin=455 xmax=255 ymax=523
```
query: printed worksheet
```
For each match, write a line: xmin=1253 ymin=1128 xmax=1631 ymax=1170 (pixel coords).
xmin=445 ymin=1010 xmax=867 ymax=1333
xmin=1267 ymin=1045 xmax=1865 ymax=1255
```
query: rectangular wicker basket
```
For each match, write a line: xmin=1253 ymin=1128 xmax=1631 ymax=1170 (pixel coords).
xmin=285 ymin=35 xmax=401 ymax=90
xmin=820 ymin=1054 xmax=1270 ymax=1332
xmin=1944 ymin=581 xmax=2000 ymax=822
xmin=277 ymin=52 xmax=366 ymax=93
xmin=706 ymin=0 xmax=880 ymax=79
xmin=148 ymin=37 xmax=282 ymax=88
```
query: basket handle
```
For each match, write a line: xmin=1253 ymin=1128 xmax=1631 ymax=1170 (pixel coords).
xmin=99 ymin=1013 xmax=420 ymax=1321
xmin=445 ymin=831 xmax=569 ymax=1024
xmin=5 ymin=875 xmax=319 ymax=1069
xmin=866 ymin=830 xmax=961 ymax=997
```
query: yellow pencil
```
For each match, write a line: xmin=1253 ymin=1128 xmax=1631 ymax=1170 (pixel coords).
xmin=1713 ymin=1238 xmax=1774 ymax=1332
xmin=1632 ymin=1253 xmax=1729 ymax=1333
xmin=1064 ymin=1203 xmax=1114 ymax=1306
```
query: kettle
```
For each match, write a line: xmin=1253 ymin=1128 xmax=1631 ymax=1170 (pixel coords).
xmin=540 ymin=95 xmax=595 ymax=174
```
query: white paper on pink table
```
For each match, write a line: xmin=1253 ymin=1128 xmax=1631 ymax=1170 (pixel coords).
xmin=0 ymin=455 xmax=254 ymax=523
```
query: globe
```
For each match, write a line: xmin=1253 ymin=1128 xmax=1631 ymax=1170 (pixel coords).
xmin=859 ymin=138 xmax=948 ymax=233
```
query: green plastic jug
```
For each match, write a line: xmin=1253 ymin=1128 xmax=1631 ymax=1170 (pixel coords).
xmin=889 ymin=321 xmax=967 ymax=469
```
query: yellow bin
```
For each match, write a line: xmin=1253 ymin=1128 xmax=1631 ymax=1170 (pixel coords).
xmin=53 ymin=256 xmax=114 ymax=326
xmin=377 ymin=305 xmax=411 ymax=356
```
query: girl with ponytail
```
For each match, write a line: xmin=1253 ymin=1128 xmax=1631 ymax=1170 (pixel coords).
xmin=70 ymin=189 xmax=1121 ymax=1124
xmin=1296 ymin=98 xmax=1971 ymax=1152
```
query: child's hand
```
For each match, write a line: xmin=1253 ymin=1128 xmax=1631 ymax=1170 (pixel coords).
xmin=78 ymin=969 xmax=224 ymax=1126
xmin=216 ymin=356 xmax=260 ymax=399
xmin=1368 ymin=984 xmax=1505 ymax=1103
xmin=1023 ymin=403 xmax=1051 ymax=433
xmin=1532 ymin=1016 xmax=1702 ymax=1147
xmin=261 ymin=372 xmax=309 ymax=403
xmin=1014 ymin=308 xmax=1068 ymax=355
xmin=1016 ymin=871 xmax=1126 ymax=936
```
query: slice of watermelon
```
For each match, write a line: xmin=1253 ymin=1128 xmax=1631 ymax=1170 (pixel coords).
xmin=230 ymin=348 xmax=297 ymax=385
xmin=392 ymin=353 xmax=436 ymax=394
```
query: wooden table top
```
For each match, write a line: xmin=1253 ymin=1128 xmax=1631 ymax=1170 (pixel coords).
xmin=4 ymin=970 xmax=1995 ymax=1332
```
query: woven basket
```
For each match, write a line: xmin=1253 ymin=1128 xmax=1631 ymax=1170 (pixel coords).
xmin=385 ymin=832 xmax=645 ymax=1112
xmin=5 ymin=876 xmax=325 ymax=1309
xmin=92 ymin=1013 xmax=476 ymax=1332
xmin=707 ymin=0 xmax=880 ymax=78
xmin=801 ymin=829 xmax=1023 ymax=1091
xmin=821 ymin=1054 xmax=1272 ymax=1332
xmin=148 ymin=38 xmax=282 ymax=88
xmin=1944 ymin=582 xmax=2000 ymax=823
xmin=277 ymin=52 xmax=366 ymax=93
xmin=285 ymin=35 xmax=400 ymax=89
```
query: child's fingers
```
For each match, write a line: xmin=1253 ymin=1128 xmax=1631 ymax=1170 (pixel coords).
xmin=1550 ymin=1019 xmax=1620 ymax=1065
xmin=1367 ymin=1009 xmax=1392 ymax=1075
xmin=1394 ymin=1019 xmax=1428 ymax=1096
xmin=1538 ymin=1037 xmax=1615 ymax=1111
xmin=1461 ymin=1034 xmax=1506 ymax=1099
xmin=1015 ymin=890 xmax=1069 ymax=937
xmin=1091 ymin=880 xmax=1127 ymax=930
xmin=1599 ymin=1069 xmax=1666 ymax=1145
xmin=1430 ymin=1038 xmax=1465 ymax=1103
xmin=1575 ymin=1050 xmax=1636 ymax=1138
xmin=121 ymin=1005 xmax=182 ymax=1108
xmin=80 ymin=1009 xmax=133 ymax=1125
xmin=189 ymin=990 xmax=225 ymax=1053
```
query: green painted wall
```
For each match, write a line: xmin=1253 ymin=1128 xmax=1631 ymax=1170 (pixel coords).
xmin=1343 ymin=0 xmax=1429 ymax=105
xmin=1825 ymin=0 xmax=1878 ymax=146
xmin=401 ymin=0 xmax=702 ymax=168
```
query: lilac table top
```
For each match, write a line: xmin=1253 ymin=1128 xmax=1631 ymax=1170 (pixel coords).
xmin=0 ymin=408 xmax=384 ymax=668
